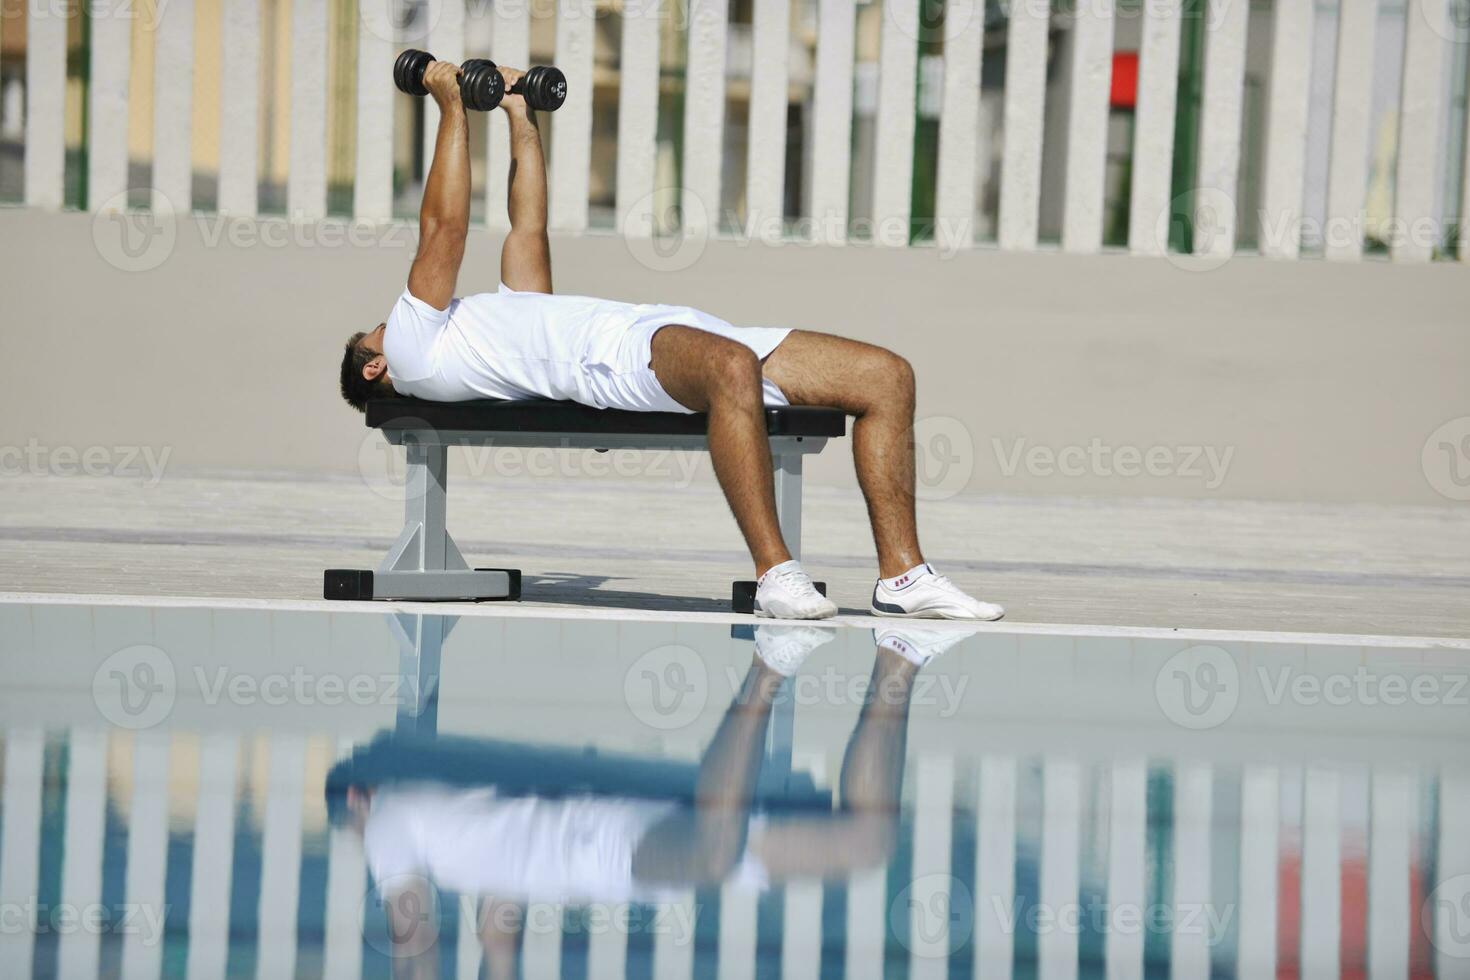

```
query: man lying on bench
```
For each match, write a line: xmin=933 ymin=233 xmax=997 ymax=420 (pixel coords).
xmin=336 ymin=57 xmax=1003 ymax=622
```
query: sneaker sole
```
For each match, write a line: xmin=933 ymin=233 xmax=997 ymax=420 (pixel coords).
xmin=756 ymin=604 xmax=838 ymax=621
xmin=870 ymin=606 xmax=1005 ymax=622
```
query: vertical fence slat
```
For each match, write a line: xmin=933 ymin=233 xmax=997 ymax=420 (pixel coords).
xmin=1364 ymin=769 xmax=1411 ymax=980
xmin=256 ymin=734 xmax=307 ymax=979
xmin=934 ymin=0 xmax=982 ymax=251
xmin=455 ymin=897 xmax=481 ymax=980
xmin=153 ymin=0 xmax=195 ymax=213
xmin=976 ymin=756 xmax=1017 ymax=980
xmin=872 ymin=0 xmax=919 ymax=245
xmin=1193 ymin=0 xmax=1250 ymax=259
xmin=549 ymin=0 xmax=596 ymax=231
xmin=1039 ymin=759 xmax=1080 ymax=980
xmin=1237 ymin=766 xmax=1280 ymax=977
xmin=87 ymin=1 xmax=132 ymax=210
xmin=353 ymin=3 xmax=394 ymax=222
xmin=909 ymin=757 xmax=955 ymax=979
xmin=0 ymin=731 xmax=44 ymax=979
xmin=23 ymin=0 xmax=66 ymax=208
xmin=1392 ymin=0 xmax=1448 ymax=262
xmin=807 ymin=0 xmax=856 ymax=242
xmin=522 ymin=903 xmax=564 ymax=977
xmin=616 ymin=0 xmax=662 ymax=235
xmin=746 ymin=0 xmax=791 ymax=238
xmin=718 ymin=881 xmax=758 ymax=980
xmin=1170 ymin=763 xmax=1212 ymax=980
xmin=287 ymin=0 xmax=327 ymax=218
xmin=1368 ymin=768 xmax=1413 ymax=980
xmin=1324 ymin=0 xmax=1378 ymax=261
xmin=219 ymin=0 xmax=260 ymax=216
xmin=119 ymin=734 xmax=172 ymax=980
xmin=323 ymin=739 xmax=365 ymax=980
xmin=1258 ymin=0 xmax=1314 ymax=258
xmin=185 ymin=734 xmax=239 ymax=980
xmin=782 ymin=880 xmax=824 ymax=980
xmin=1437 ymin=774 xmax=1470 ymax=974
xmin=487 ymin=4 xmax=531 ymax=232
xmin=422 ymin=0 xmax=467 ymax=185
xmin=1300 ymin=768 xmax=1342 ymax=980
xmin=997 ymin=0 xmax=1050 ymax=251
xmin=681 ymin=0 xmax=728 ymax=237
xmin=1104 ymin=760 xmax=1147 ymax=980
xmin=1462 ymin=98 xmax=1470 ymax=261
xmin=54 ymin=730 xmax=108 ymax=980
xmin=844 ymin=869 xmax=886 ymax=980
xmin=1127 ymin=0 xmax=1181 ymax=255
xmin=1061 ymin=0 xmax=1114 ymax=253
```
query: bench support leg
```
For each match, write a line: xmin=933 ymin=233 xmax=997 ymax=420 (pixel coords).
xmin=772 ymin=451 xmax=803 ymax=560
xmin=324 ymin=440 xmax=522 ymax=601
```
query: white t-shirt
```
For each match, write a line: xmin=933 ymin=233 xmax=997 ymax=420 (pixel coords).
xmin=382 ymin=284 xmax=745 ymax=406
xmin=363 ymin=784 xmax=686 ymax=904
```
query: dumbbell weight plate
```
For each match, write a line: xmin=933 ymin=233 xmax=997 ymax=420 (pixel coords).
xmin=459 ymin=59 xmax=505 ymax=112
xmin=519 ymin=66 xmax=568 ymax=111
xmin=393 ymin=49 xmax=433 ymax=97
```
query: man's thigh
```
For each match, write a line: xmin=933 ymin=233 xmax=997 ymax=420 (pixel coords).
xmin=647 ymin=323 xmax=757 ymax=412
xmin=761 ymin=330 xmax=907 ymax=413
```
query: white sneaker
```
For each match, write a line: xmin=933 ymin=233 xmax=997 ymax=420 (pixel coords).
xmin=874 ymin=626 xmax=979 ymax=667
xmin=755 ymin=624 xmax=838 ymax=676
xmin=871 ymin=564 xmax=1005 ymax=621
xmin=755 ymin=560 xmax=838 ymax=620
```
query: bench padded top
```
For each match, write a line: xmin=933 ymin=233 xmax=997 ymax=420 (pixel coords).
xmin=366 ymin=398 xmax=847 ymax=438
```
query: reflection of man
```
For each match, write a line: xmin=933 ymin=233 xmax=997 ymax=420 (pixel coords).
xmin=328 ymin=625 xmax=967 ymax=975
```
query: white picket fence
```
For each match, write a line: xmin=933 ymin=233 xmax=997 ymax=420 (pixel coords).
xmin=15 ymin=0 xmax=1470 ymax=261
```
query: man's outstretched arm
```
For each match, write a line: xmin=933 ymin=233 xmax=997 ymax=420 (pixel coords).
xmin=408 ymin=61 xmax=471 ymax=310
xmin=499 ymin=73 xmax=552 ymax=294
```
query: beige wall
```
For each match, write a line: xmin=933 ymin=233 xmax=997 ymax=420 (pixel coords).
xmin=1 ymin=207 xmax=1466 ymax=505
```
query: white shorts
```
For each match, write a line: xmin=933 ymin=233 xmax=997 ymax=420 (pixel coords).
xmin=584 ymin=312 xmax=793 ymax=414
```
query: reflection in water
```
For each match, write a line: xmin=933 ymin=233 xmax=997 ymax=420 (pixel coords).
xmin=0 ymin=605 xmax=1465 ymax=980
xmin=328 ymin=625 xmax=923 ymax=976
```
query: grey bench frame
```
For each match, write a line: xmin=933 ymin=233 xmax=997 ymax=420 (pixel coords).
xmin=326 ymin=405 xmax=841 ymax=603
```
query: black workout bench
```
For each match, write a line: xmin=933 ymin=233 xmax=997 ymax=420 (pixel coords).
xmin=325 ymin=398 xmax=848 ymax=609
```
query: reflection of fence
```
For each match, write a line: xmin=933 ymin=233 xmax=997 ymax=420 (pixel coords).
xmin=1 ymin=728 xmax=1467 ymax=977
xmin=2 ymin=602 xmax=1470 ymax=976
xmin=9 ymin=0 xmax=1470 ymax=261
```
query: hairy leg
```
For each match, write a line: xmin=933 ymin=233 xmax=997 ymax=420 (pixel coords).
xmin=762 ymin=330 xmax=923 ymax=578
xmin=649 ymin=325 xmax=791 ymax=575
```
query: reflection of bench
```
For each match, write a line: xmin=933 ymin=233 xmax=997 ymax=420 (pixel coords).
xmin=325 ymin=398 xmax=847 ymax=605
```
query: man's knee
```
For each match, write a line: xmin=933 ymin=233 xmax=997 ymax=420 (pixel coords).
xmin=705 ymin=343 xmax=763 ymax=401
xmin=863 ymin=349 xmax=915 ymax=409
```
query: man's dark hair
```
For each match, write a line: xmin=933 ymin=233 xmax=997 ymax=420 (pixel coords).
xmin=339 ymin=331 xmax=379 ymax=413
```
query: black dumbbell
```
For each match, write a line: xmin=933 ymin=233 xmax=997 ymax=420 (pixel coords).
xmin=512 ymin=66 xmax=568 ymax=111
xmin=393 ymin=49 xmax=565 ymax=112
